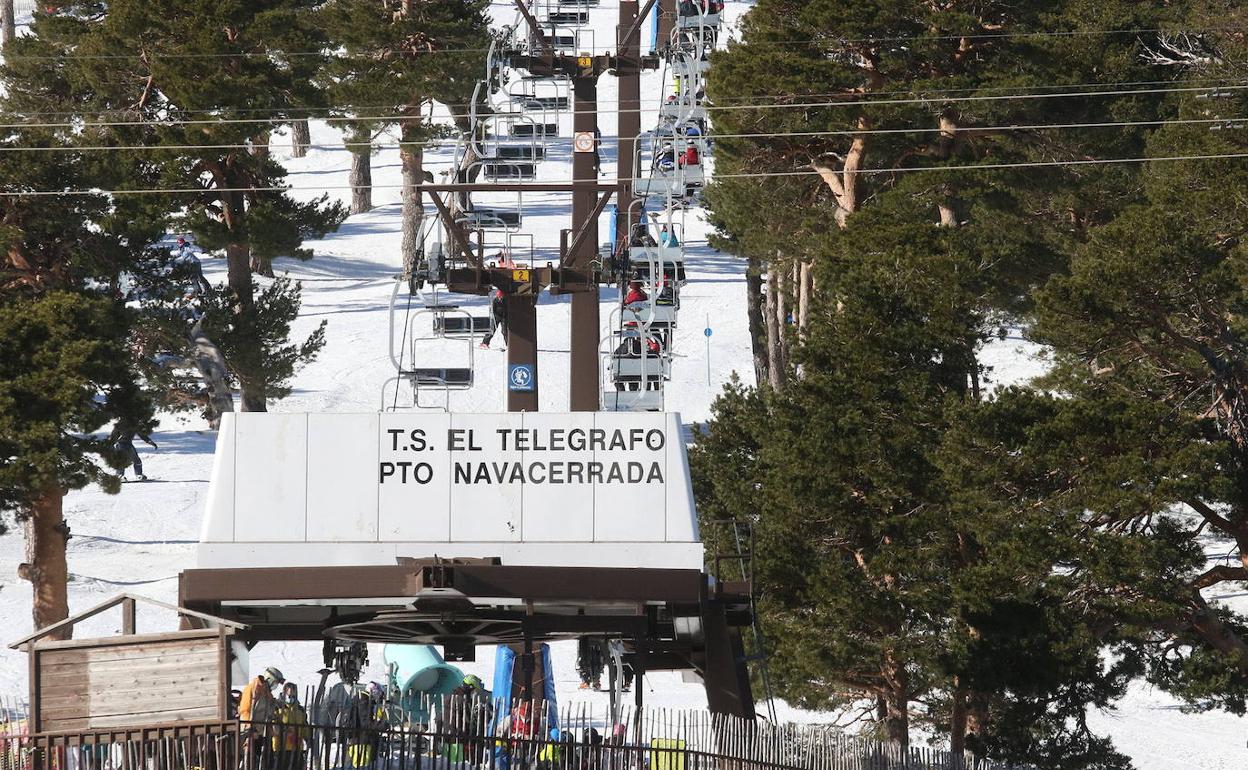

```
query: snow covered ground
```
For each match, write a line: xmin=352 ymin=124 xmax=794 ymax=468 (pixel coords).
xmin=0 ymin=1 xmax=1245 ymax=767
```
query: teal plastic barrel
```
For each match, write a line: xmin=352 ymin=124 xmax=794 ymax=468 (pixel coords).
xmin=384 ymin=644 xmax=465 ymax=724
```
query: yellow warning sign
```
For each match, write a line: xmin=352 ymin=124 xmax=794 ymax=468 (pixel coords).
xmin=512 ymin=269 xmax=530 ymax=283
xmin=577 ymin=56 xmax=592 ymax=69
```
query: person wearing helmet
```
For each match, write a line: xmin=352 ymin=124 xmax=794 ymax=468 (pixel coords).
xmin=240 ymin=667 xmax=284 ymax=723
xmin=272 ymin=682 xmax=310 ymax=770
xmin=239 ymin=667 xmax=282 ymax=770
xmin=679 ymin=140 xmax=700 ymax=168
xmin=655 ymin=142 xmax=676 ymax=173
xmin=480 ymin=287 xmax=508 ymax=350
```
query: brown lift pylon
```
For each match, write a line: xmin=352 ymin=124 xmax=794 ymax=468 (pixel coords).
xmin=413 ymin=0 xmax=671 ymax=414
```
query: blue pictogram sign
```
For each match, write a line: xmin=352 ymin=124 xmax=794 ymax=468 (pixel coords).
xmin=508 ymin=363 xmax=535 ymax=392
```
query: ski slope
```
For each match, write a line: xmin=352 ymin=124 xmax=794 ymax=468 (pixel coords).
xmin=0 ymin=2 xmax=1244 ymax=766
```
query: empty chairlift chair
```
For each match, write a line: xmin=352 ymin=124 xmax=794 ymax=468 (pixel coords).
xmin=510 ymin=76 xmax=572 ymax=112
xmin=382 ymin=280 xmax=482 ymax=410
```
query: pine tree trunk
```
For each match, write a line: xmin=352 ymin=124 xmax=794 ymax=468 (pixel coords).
xmin=964 ymin=690 xmax=989 ymax=757
xmin=765 ymin=270 xmax=785 ymax=391
xmin=250 ymin=131 xmax=270 ymax=161
xmin=746 ymin=254 xmax=768 ymax=386
xmin=776 ymin=260 xmax=791 ymax=368
xmin=950 ymin=679 xmax=968 ymax=764
xmin=446 ymin=104 xmax=481 ymax=216
xmin=349 ymin=129 xmax=373 ymax=215
xmin=400 ymin=123 xmax=425 ymax=278
xmin=878 ymin=648 xmax=909 ymax=749
xmin=0 ymin=0 xmax=14 ymax=47
xmin=19 ymin=487 xmax=71 ymax=640
xmin=880 ymin=683 xmax=909 ymax=749
xmin=225 ymin=239 xmax=267 ymax=413
xmin=291 ymin=119 xmax=311 ymax=158
xmin=797 ymin=260 xmax=812 ymax=332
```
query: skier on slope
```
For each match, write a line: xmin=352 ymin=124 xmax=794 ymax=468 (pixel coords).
xmin=173 ymin=236 xmax=212 ymax=296
xmin=480 ymin=288 xmax=508 ymax=350
xmin=112 ymin=427 xmax=157 ymax=481
xmin=577 ymin=638 xmax=605 ymax=690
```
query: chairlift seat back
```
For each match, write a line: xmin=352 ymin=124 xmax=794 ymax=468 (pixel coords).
xmin=546 ymin=10 xmax=588 ymax=24
xmin=602 ymin=388 xmax=664 ymax=412
xmin=494 ymin=145 xmax=547 ymax=161
xmin=462 ymin=209 xmax=522 ymax=229
xmin=483 ymin=161 xmax=538 ymax=181
xmin=402 ymin=367 xmax=475 ymax=388
xmin=434 ymin=316 xmax=494 ymax=336
xmin=510 ymin=123 xmax=560 ymax=138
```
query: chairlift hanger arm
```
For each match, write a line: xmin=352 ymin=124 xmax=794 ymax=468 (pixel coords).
xmin=513 ymin=0 xmax=554 ymax=56
xmin=619 ymin=0 xmax=660 ymax=53
xmin=563 ymin=189 xmax=616 ymax=268
xmin=429 ymin=191 xmax=481 ymax=268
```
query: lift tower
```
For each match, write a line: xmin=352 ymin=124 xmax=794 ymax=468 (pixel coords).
xmin=417 ymin=0 xmax=671 ymax=413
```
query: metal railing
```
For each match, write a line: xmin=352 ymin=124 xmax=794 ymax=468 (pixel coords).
xmin=4 ymin=694 xmax=1029 ymax=770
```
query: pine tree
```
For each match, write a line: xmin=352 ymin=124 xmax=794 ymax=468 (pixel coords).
xmin=2 ymin=0 xmax=346 ymax=413
xmin=704 ymin=0 xmax=1179 ymax=382
xmin=0 ymin=136 xmax=157 ymax=639
xmin=1032 ymin=68 xmax=1248 ymax=713
xmin=317 ymin=0 xmax=491 ymax=270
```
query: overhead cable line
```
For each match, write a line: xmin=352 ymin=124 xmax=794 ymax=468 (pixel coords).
xmin=3 ymin=25 xmax=1243 ymax=60
xmin=0 ymin=115 xmax=1241 ymax=154
xmin=0 ymin=76 xmax=1239 ymax=119
xmin=3 ymin=151 xmax=1248 ymax=196
xmin=0 ymin=82 xmax=1241 ymax=132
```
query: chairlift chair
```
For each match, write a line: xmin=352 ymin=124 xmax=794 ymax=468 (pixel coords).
xmin=383 ymin=280 xmax=481 ymax=411
xmin=600 ymin=328 xmax=669 ymax=412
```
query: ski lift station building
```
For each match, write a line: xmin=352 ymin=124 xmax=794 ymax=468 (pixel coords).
xmin=179 ymin=410 xmax=756 ymax=716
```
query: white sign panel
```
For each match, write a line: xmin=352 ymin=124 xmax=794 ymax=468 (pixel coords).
xmin=197 ymin=412 xmax=703 ymax=570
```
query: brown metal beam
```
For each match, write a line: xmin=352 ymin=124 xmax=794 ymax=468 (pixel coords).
xmin=180 ymin=565 xmax=705 ymax=605
xmin=569 ymin=75 xmax=603 ymax=413
xmin=617 ymin=0 xmax=643 ymax=256
xmin=428 ymin=191 xmax=480 ymax=267
xmin=506 ymin=293 xmax=539 ymax=412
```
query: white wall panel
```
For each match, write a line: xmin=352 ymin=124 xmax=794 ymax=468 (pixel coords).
xmin=448 ymin=412 xmax=524 ymax=541
xmin=307 ymin=413 xmax=379 ymax=542
xmin=520 ymin=412 xmax=596 ymax=541
xmin=378 ymin=412 xmax=452 ymax=541
xmin=664 ymin=412 xmax=700 ymax=542
xmin=233 ymin=413 xmax=307 ymax=542
xmin=592 ymin=412 xmax=667 ymax=542
xmin=199 ymin=414 xmax=237 ymax=543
